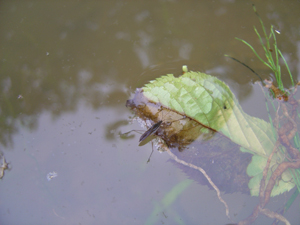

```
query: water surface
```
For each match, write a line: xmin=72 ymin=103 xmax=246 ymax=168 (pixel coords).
xmin=0 ymin=1 xmax=300 ymax=224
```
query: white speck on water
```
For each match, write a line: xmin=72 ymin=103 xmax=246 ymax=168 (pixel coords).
xmin=47 ymin=171 xmax=57 ymax=181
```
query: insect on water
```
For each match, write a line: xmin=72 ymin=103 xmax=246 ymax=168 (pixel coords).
xmin=139 ymin=107 xmax=187 ymax=142
xmin=138 ymin=107 xmax=187 ymax=163
xmin=139 ymin=120 xmax=162 ymax=142
xmin=137 ymin=107 xmax=166 ymax=143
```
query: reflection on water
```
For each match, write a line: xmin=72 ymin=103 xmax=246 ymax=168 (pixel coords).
xmin=0 ymin=1 xmax=299 ymax=224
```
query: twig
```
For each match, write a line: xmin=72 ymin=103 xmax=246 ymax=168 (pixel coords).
xmin=158 ymin=140 xmax=231 ymax=220
xmin=260 ymin=208 xmax=290 ymax=225
xmin=259 ymin=140 xmax=280 ymax=205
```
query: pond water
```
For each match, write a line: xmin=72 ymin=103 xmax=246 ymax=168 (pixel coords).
xmin=0 ymin=1 xmax=300 ymax=225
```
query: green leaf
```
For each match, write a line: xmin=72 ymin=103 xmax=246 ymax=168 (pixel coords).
xmin=143 ymin=71 xmax=275 ymax=156
xmin=143 ymin=72 xmax=235 ymax=135
xmin=141 ymin=70 xmax=295 ymax=196
xmin=246 ymin=154 xmax=295 ymax=196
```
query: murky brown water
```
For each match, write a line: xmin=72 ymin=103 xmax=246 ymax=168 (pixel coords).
xmin=0 ymin=1 xmax=299 ymax=224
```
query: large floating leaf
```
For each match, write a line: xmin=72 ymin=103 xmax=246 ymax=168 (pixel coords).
xmin=143 ymin=71 xmax=275 ymax=157
xmin=129 ymin=70 xmax=295 ymax=196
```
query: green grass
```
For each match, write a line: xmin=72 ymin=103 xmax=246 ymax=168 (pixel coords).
xmin=232 ymin=4 xmax=300 ymax=215
xmin=235 ymin=4 xmax=294 ymax=90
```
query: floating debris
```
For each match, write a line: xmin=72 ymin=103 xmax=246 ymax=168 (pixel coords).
xmin=47 ymin=171 xmax=58 ymax=181
xmin=17 ymin=95 xmax=23 ymax=99
xmin=0 ymin=155 xmax=9 ymax=179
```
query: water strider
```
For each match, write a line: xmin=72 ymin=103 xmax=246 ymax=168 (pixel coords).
xmin=139 ymin=110 xmax=187 ymax=143
xmin=141 ymin=112 xmax=186 ymax=163
xmin=120 ymin=109 xmax=187 ymax=163
xmin=139 ymin=120 xmax=163 ymax=142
